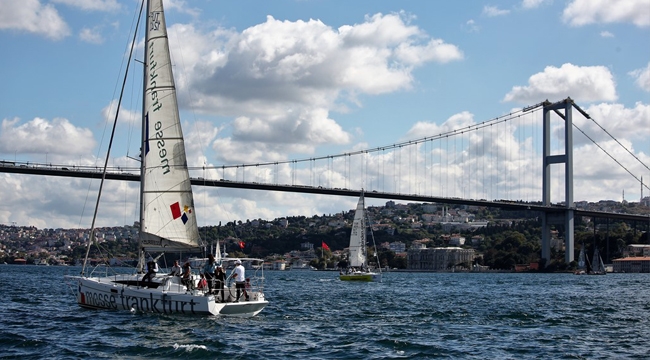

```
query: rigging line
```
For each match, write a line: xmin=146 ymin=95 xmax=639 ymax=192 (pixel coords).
xmin=518 ymin=116 xmax=522 ymax=202
xmin=200 ymin=109 xmax=538 ymax=172
xmin=168 ymin=20 xmax=208 ymax=166
xmin=445 ymin=136 xmax=448 ymax=198
xmin=82 ymin=0 xmax=145 ymax=275
xmin=397 ymin=146 xmax=402 ymax=191
xmin=574 ymin=124 xmax=650 ymax=192
xmin=481 ymin=125 xmax=484 ymax=200
xmin=585 ymin=114 xmax=650 ymax=172
xmin=408 ymin=143 xmax=411 ymax=194
xmin=425 ymin=140 xmax=428 ymax=196
xmin=365 ymin=151 xmax=369 ymax=190
xmin=79 ymin=0 xmax=144 ymax=229
xmin=461 ymin=132 xmax=465 ymax=199
xmin=453 ymin=135 xmax=456 ymax=197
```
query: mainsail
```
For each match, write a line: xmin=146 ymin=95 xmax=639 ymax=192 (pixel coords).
xmin=591 ymin=248 xmax=604 ymax=274
xmin=348 ymin=193 xmax=367 ymax=268
xmin=577 ymin=247 xmax=586 ymax=270
xmin=140 ymin=0 xmax=202 ymax=251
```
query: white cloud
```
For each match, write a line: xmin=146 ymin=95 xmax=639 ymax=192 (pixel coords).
xmin=51 ymin=0 xmax=121 ymax=12
xmin=79 ymin=27 xmax=103 ymax=44
xmin=0 ymin=0 xmax=70 ymax=40
xmin=0 ymin=117 xmax=96 ymax=156
xmin=101 ymin=100 xmax=139 ymax=125
xmin=0 ymin=174 xmax=138 ymax=228
xmin=165 ymin=0 xmax=201 ymax=17
xmin=521 ymin=0 xmax=550 ymax=9
xmin=165 ymin=12 xmax=462 ymax=163
xmin=503 ymin=63 xmax=618 ymax=104
xmin=600 ymin=31 xmax=614 ymax=38
xmin=483 ymin=6 xmax=511 ymax=17
xmin=395 ymin=38 xmax=464 ymax=65
xmin=629 ymin=62 xmax=650 ymax=91
xmin=562 ymin=0 xmax=650 ymax=27
xmin=462 ymin=19 xmax=480 ymax=33
xmin=572 ymin=102 xmax=650 ymax=146
xmin=404 ymin=111 xmax=476 ymax=140
xmin=573 ymin=139 xmax=650 ymax=201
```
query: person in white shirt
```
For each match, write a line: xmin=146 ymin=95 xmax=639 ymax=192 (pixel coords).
xmin=229 ymin=259 xmax=249 ymax=302
xmin=169 ymin=260 xmax=181 ymax=276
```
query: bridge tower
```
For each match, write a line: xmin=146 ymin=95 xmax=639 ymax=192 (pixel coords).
xmin=541 ymin=98 xmax=575 ymax=265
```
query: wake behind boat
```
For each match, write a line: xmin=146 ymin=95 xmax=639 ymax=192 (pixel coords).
xmin=65 ymin=0 xmax=267 ymax=317
xmin=340 ymin=191 xmax=382 ymax=282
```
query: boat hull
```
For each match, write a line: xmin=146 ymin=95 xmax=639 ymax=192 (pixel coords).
xmin=66 ymin=274 xmax=267 ymax=317
xmin=339 ymin=272 xmax=382 ymax=282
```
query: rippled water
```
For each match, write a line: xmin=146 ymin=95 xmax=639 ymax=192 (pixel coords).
xmin=1 ymin=264 xmax=649 ymax=359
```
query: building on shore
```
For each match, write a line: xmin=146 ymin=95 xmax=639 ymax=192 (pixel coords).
xmin=612 ymin=257 xmax=650 ymax=273
xmin=407 ymin=246 xmax=475 ymax=271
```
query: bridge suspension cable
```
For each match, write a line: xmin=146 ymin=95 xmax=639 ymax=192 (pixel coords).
xmin=564 ymin=101 xmax=650 ymax=192
xmin=196 ymin=106 xmax=541 ymax=171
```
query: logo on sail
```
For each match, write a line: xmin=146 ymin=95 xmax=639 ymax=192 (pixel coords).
xmin=150 ymin=11 xmax=161 ymax=31
xmin=170 ymin=202 xmax=192 ymax=224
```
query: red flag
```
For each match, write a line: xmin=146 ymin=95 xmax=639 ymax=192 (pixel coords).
xmin=239 ymin=241 xmax=245 ymax=249
xmin=322 ymin=241 xmax=330 ymax=251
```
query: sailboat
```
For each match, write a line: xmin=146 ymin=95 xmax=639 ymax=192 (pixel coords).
xmin=189 ymin=240 xmax=264 ymax=271
xmin=65 ymin=0 xmax=267 ymax=316
xmin=574 ymin=246 xmax=586 ymax=275
xmin=339 ymin=191 xmax=382 ymax=282
xmin=589 ymin=247 xmax=607 ymax=275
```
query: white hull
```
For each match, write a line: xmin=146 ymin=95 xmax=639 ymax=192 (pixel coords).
xmin=66 ymin=274 xmax=267 ymax=317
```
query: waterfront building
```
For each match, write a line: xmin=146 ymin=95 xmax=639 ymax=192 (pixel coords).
xmin=407 ymin=246 xmax=475 ymax=270
xmin=612 ymin=257 xmax=650 ymax=273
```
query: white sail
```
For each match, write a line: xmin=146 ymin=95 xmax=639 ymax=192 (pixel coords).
xmin=140 ymin=0 xmax=202 ymax=251
xmin=348 ymin=193 xmax=367 ymax=268
xmin=577 ymin=247 xmax=585 ymax=269
xmin=215 ymin=240 xmax=222 ymax=263
xmin=592 ymin=248 xmax=603 ymax=273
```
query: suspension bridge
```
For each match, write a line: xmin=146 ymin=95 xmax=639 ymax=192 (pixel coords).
xmin=2 ymin=98 xmax=649 ymax=265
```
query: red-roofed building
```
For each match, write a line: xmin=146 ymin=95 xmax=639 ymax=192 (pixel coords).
xmin=612 ymin=257 xmax=650 ymax=273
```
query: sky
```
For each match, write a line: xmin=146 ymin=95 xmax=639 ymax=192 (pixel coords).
xmin=0 ymin=0 xmax=649 ymax=229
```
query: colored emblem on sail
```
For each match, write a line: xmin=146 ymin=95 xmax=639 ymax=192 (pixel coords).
xmin=170 ymin=202 xmax=192 ymax=224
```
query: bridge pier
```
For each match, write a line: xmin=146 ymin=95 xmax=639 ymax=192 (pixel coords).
xmin=541 ymin=98 xmax=575 ymax=265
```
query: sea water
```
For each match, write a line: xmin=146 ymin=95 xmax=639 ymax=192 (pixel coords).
xmin=1 ymin=264 xmax=649 ymax=359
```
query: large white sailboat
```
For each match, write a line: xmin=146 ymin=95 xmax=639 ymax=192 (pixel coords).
xmin=340 ymin=191 xmax=382 ymax=282
xmin=65 ymin=0 xmax=267 ymax=316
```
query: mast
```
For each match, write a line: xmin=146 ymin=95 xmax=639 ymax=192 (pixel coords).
xmin=137 ymin=0 xmax=150 ymax=274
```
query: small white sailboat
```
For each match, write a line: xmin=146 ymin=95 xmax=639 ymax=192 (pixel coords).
xmin=65 ymin=0 xmax=267 ymax=316
xmin=574 ymin=246 xmax=586 ymax=275
xmin=340 ymin=191 xmax=382 ymax=282
xmin=590 ymin=247 xmax=606 ymax=275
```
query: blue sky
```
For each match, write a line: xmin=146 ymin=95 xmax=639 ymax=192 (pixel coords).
xmin=0 ymin=0 xmax=649 ymax=229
